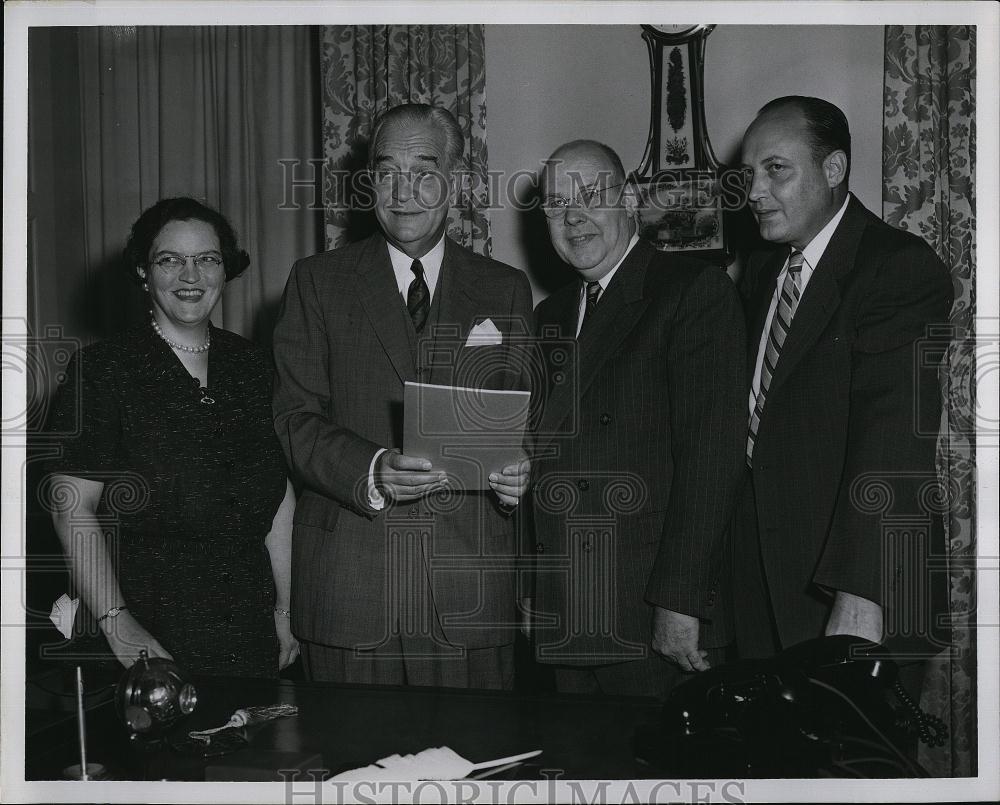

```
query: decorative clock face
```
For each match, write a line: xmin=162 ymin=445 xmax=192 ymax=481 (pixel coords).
xmin=648 ymin=25 xmax=706 ymax=35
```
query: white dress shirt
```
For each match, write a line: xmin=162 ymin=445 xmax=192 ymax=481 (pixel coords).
xmin=385 ymin=233 xmax=446 ymax=303
xmin=575 ymin=233 xmax=641 ymax=337
xmin=749 ymin=196 xmax=850 ymax=417
xmin=368 ymin=233 xmax=447 ymax=510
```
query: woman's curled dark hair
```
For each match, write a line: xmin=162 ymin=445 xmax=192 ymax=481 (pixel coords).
xmin=123 ymin=197 xmax=250 ymax=286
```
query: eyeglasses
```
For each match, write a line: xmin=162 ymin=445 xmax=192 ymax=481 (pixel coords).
xmin=541 ymin=182 xmax=628 ymax=218
xmin=150 ymin=253 xmax=224 ymax=271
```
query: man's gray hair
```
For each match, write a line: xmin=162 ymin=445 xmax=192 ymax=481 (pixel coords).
xmin=369 ymin=103 xmax=465 ymax=171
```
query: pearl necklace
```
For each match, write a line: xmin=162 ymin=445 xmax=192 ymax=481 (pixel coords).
xmin=150 ymin=317 xmax=211 ymax=354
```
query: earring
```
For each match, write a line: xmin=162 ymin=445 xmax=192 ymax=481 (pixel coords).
xmin=142 ymin=282 xmax=149 ymax=292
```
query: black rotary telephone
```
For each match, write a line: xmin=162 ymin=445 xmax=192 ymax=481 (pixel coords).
xmin=634 ymin=635 xmax=947 ymax=778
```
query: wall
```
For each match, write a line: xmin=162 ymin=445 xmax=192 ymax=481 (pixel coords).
xmin=485 ymin=25 xmax=885 ymax=299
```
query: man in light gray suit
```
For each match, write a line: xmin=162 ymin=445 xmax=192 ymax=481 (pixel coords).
xmin=272 ymin=104 xmax=533 ymax=688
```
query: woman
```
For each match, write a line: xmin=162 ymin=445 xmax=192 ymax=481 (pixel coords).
xmin=46 ymin=197 xmax=298 ymax=677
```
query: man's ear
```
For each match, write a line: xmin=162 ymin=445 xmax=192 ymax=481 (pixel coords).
xmin=823 ymin=150 xmax=848 ymax=190
xmin=621 ymin=179 xmax=640 ymax=216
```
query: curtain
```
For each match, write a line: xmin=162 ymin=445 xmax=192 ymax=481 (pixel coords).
xmin=882 ymin=25 xmax=976 ymax=777
xmin=66 ymin=26 xmax=321 ymax=346
xmin=319 ymin=25 xmax=491 ymax=254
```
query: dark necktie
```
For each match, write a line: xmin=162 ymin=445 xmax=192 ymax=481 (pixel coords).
xmin=746 ymin=249 xmax=805 ymax=466
xmin=407 ymin=258 xmax=430 ymax=333
xmin=579 ymin=280 xmax=602 ymax=335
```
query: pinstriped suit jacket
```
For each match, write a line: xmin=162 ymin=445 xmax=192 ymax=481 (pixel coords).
xmin=531 ymin=240 xmax=746 ymax=665
xmin=272 ymin=233 xmax=534 ymax=652
xmin=737 ymin=195 xmax=953 ymax=657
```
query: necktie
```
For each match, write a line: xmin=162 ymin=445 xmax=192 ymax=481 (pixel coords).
xmin=407 ymin=259 xmax=430 ymax=333
xmin=746 ymin=250 xmax=805 ymax=466
xmin=579 ymin=280 xmax=602 ymax=335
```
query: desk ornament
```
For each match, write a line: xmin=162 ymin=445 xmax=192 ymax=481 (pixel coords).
xmin=115 ymin=650 xmax=197 ymax=737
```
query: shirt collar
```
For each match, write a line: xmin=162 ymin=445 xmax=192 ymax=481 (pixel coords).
xmin=587 ymin=232 xmax=641 ymax=293
xmin=799 ymin=195 xmax=850 ymax=271
xmin=386 ymin=232 xmax=447 ymax=299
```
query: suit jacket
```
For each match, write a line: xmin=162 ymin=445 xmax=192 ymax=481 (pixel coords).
xmin=272 ymin=232 xmax=534 ymax=651
xmin=738 ymin=194 xmax=954 ymax=656
xmin=531 ymin=240 xmax=746 ymax=665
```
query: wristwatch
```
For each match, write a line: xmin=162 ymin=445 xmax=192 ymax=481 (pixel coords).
xmin=96 ymin=605 xmax=127 ymax=624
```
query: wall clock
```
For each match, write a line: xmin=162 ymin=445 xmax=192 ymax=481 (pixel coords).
xmin=634 ymin=24 xmax=735 ymax=265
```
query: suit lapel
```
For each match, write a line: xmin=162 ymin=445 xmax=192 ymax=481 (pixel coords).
xmin=424 ymin=238 xmax=489 ymax=386
xmin=356 ymin=235 xmax=417 ymax=384
xmin=538 ymin=241 xmax=652 ymax=441
xmin=767 ymin=195 xmax=866 ymax=397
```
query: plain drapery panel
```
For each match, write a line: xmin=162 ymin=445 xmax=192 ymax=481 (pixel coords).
xmin=30 ymin=25 xmax=322 ymax=356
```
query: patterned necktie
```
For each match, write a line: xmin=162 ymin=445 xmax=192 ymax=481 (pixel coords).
xmin=746 ymin=250 xmax=805 ymax=466
xmin=579 ymin=280 xmax=602 ymax=335
xmin=407 ymin=258 xmax=430 ymax=333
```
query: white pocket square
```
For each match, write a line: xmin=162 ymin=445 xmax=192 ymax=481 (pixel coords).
xmin=465 ymin=318 xmax=503 ymax=346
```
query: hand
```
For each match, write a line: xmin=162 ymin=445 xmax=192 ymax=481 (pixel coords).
xmin=489 ymin=455 xmax=531 ymax=507
xmin=376 ymin=450 xmax=447 ymax=502
xmin=274 ymin=611 xmax=300 ymax=670
xmin=651 ymin=607 xmax=710 ymax=672
xmin=100 ymin=610 xmax=173 ymax=669
xmin=825 ymin=591 xmax=883 ymax=643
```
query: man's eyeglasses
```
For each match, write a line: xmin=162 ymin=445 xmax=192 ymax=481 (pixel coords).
xmin=150 ymin=253 xmax=224 ymax=271
xmin=541 ymin=182 xmax=628 ymax=218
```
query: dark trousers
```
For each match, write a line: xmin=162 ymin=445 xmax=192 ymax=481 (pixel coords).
xmin=300 ymin=634 xmax=514 ymax=690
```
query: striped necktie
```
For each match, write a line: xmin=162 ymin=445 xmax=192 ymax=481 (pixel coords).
xmin=407 ymin=259 xmax=430 ymax=333
xmin=746 ymin=250 xmax=805 ymax=466
xmin=579 ymin=280 xmax=602 ymax=335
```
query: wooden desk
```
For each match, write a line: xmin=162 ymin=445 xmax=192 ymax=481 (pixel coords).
xmin=25 ymin=671 xmax=663 ymax=781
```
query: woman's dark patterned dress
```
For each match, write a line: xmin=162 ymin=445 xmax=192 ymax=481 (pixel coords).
xmin=48 ymin=324 xmax=287 ymax=677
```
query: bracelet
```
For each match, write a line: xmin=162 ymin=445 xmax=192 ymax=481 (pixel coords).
xmin=274 ymin=607 xmax=291 ymax=618
xmin=96 ymin=605 xmax=127 ymax=623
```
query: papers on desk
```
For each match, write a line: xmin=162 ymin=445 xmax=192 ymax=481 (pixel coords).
xmin=330 ymin=746 xmax=542 ymax=781
xmin=403 ymin=382 xmax=530 ymax=491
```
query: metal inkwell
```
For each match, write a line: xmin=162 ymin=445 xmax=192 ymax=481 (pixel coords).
xmin=115 ymin=650 xmax=198 ymax=736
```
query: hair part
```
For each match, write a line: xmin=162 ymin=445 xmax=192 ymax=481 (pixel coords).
xmin=757 ymin=95 xmax=851 ymax=179
xmin=368 ymin=103 xmax=466 ymax=172
xmin=124 ymin=197 xmax=250 ymax=286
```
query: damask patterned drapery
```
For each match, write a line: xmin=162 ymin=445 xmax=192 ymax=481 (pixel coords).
xmin=883 ymin=25 xmax=976 ymax=777
xmin=319 ymin=25 xmax=492 ymax=254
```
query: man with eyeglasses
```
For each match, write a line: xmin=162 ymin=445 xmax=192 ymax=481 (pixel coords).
xmin=528 ymin=140 xmax=746 ymax=698
xmin=272 ymin=103 xmax=533 ymax=688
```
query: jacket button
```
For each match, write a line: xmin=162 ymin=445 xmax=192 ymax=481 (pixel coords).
xmin=229 ymin=654 xmax=238 ymax=664
xmin=600 ymin=413 xmax=612 ymax=425
xmin=553 ymin=372 xmax=565 ymax=384
xmin=535 ymin=542 xmax=545 ymax=554
xmin=577 ymin=479 xmax=590 ymax=491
